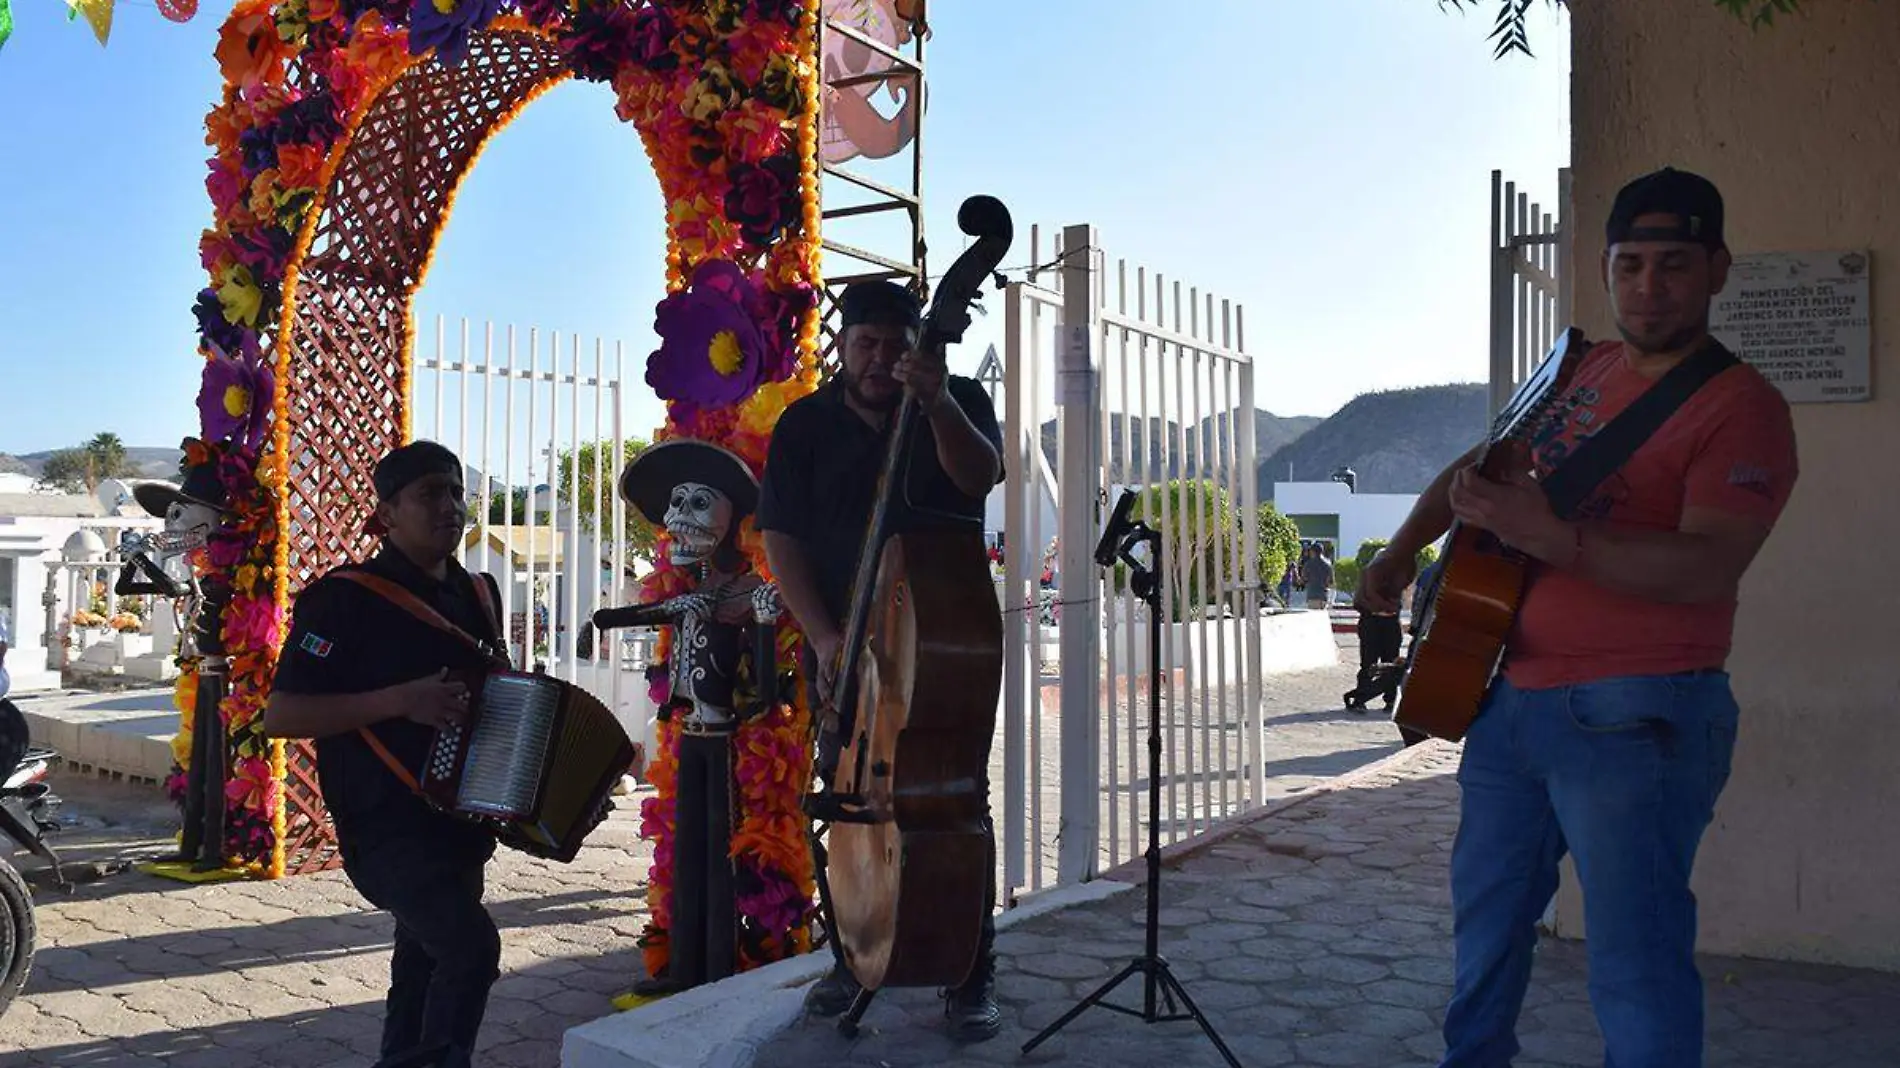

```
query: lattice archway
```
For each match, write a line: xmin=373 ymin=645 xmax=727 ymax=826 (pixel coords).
xmin=171 ymin=2 xmax=826 ymax=981
xmin=274 ymin=28 xmax=579 ymax=875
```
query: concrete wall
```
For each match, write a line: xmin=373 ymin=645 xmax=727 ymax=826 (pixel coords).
xmin=1558 ymin=0 xmax=1900 ymax=970
xmin=1272 ymin=481 xmax=1419 ymax=562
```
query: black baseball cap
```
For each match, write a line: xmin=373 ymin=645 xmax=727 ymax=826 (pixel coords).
xmin=1606 ymin=167 xmax=1725 ymax=250
xmin=839 ymin=280 xmax=922 ymax=331
xmin=373 ymin=440 xmax=463 ymax=503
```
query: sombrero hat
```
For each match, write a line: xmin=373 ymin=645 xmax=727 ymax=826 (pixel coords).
xmin=132 ymin=459 xmax=228 ymax=520
xmin=619 ymin=439 xmax=759 ymax=525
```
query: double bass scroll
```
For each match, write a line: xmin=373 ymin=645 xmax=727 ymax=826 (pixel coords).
xmin=817 ymin=195 xmax=1013 ymax=996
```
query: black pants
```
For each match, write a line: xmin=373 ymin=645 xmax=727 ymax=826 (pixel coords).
xmin=343 ymin=832 xmax=500 ymax=1068
xmin=672 ymin=731 xmax=738 ymax=988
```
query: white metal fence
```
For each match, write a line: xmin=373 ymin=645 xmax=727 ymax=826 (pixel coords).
xmin=997 ymin=225 xmax=1263 ymax=902
xmin=409 ymin=317 xmax=654 ymax=748
xmin=1489 ymin=168 xmax=1573 ymax=414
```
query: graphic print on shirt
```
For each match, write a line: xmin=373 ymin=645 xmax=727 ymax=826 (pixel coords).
xmin=1525 ymin=381 xmax=1629 ymax=522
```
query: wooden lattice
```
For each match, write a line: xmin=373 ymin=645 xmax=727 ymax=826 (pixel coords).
xmin=276 ymin=30 xmax=570 ymax=875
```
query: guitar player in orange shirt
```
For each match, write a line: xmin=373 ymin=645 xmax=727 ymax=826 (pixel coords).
xmin=1358 ymin=168 xmax=1798 ymax=1068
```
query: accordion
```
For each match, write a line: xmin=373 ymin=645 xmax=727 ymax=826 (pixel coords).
xmin=419 ymin=670 xmax=635 ymax=863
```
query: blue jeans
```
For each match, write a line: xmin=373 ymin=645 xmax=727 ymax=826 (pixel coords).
xmin=1440 ymin=672 xmax=1739 ymax=1068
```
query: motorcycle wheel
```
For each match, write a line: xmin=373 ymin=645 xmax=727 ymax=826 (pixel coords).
xmin=0 ymin=852 xmax=33 ymax=1019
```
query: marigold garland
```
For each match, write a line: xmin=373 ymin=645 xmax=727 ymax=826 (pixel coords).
xmin=175 ymin=0 xmax=825 ymax=966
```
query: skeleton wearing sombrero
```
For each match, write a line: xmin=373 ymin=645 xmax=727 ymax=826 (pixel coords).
xmin=620 ymin=438 xmax=784 ymax=733
xmin=615 ymin=438 xmax=786 ymax=993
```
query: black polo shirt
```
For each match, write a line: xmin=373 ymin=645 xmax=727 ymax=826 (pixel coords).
xmin=273 ymin=545 xmax=502 ymax=854
xmin=757 ymin=375 xmax=1003 ymax=626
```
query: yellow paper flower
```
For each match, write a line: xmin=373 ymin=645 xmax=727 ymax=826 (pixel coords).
xmin=217 ymin=264 xmax=263 ymax=327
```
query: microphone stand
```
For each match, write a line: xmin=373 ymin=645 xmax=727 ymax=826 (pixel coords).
xmin=1021 ymin=503 xmax=1242 ymax=1068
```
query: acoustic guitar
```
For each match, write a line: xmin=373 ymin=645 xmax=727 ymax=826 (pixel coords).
xmin=1391 ymin=327 xmax=1587 ymax=742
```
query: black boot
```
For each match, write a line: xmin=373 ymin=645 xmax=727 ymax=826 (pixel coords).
xmin=942 ymin=958 xmax=1001 ymax=1042
xmin=803 ymin=964 xmax=861 ymax=1017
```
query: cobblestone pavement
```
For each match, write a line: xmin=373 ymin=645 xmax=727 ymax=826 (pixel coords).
xmin=1010 ymin=634 xmax=1399 ymax=891
xmin=0 ymin=639 xmax=1402 ymax=1068
xmin=0 ymin=773 xmax=650 ymax=1068
xmin=758 ymin=743 xmax=1900 ymax=1068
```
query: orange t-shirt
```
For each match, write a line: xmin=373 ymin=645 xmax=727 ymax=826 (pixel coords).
xmin=1502 ymin=340 xmax=1799 ymax=690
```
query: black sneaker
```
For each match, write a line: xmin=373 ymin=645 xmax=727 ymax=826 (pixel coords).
xmin=804 ymin=965 xmax=861 ymax=1017
xmin=942 ymin=978 xmax=1002 ymax=1042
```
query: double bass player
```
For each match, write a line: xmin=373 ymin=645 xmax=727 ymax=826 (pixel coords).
xmin=758 ymin=279 xmax=1006 ymax=1041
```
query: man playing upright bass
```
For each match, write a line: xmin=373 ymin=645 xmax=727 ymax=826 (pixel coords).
xmin=758 ymin=279 xmax=1006 ymax=1041
xmin=1360 ymin=168 xmax=1799 ymax=1067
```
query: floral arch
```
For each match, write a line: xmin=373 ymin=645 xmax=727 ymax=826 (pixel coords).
xmin=172 ymin=0 xmax=825 ymax=976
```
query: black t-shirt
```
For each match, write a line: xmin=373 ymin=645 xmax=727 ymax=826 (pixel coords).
xmin=756 ymin=375 xmax=1004 ymax=626
xmin=273 ymin=545 xmax=503 ymax=855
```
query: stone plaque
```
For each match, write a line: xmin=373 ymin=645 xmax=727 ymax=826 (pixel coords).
xmin=1709 ymin=250 xmax=1873 ymax=403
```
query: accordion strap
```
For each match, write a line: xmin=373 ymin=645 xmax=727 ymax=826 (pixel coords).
xmin=331 ymin=570 xmax=501 ymax=656
xmin=330 ymin=569 xmax=505 ymax=795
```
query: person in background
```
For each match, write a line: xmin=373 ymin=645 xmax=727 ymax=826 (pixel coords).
xmin=1302 ymin=542 xmax=1334 ymax=611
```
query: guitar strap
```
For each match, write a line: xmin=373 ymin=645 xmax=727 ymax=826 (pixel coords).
xmin=1537 ymin=338 xmax=1741 ymax=519
xmin=330 ymin=568 xmax=509 ymax=793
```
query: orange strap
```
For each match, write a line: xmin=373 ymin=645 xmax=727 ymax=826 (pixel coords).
xmin=330 ymin=569 xmax=506 ymax=793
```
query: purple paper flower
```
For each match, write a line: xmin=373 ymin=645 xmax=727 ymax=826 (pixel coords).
xmin=724 ymin=155 xmax=798 ymax=247
xmin=559 ymin=1 xmax=640 ymax=82
xmin=750 ymin=282 xmax=814 ymax=383
xmin=273 ymin=93 xmax=344 ymax=146
xmin=238 ymin=127 xmax=279 ymax=179
xmin=626 ymin=3 xmax=679 ymax=70
xmin=645 ymin=260 xmax=768 ymax=414
xmin=194 ymin=289 xmax=250 ymax=356
xmin=197 ymin=336 xmax=277 ymax=451
xmin=516 ymin=0 xmax=563 ymax=27
xmin=409 ymin=0 xmax=506 ymax=69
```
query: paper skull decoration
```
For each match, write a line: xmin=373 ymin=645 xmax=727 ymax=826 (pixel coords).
xmin=619 ymin=439 xmax=760 ymax=570
xmin=663 ymin=482 xmax=735 ymax=566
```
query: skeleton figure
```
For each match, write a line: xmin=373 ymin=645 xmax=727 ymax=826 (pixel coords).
xmin=615 ymin=440 xmax=784 ymax=733
xmin=123 ymin=451 xmax=234 ymax=655
xmin=607 ymin=439 xmax=788 ymax=995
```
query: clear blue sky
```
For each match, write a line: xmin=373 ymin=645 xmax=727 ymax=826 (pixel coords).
xmin=0 ymin=0 xmax=1569 ymax=457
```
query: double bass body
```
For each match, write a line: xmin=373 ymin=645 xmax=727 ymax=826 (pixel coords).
xmin=827 ymin=527 xmax=1002 ymax=989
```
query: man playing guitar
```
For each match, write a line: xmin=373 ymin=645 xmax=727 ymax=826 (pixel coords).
xmin=1359 ymin=168 xmax=1798 ymax=1067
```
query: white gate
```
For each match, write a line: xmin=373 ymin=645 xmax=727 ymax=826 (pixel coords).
xmin=409 ymin=317 xmax=653 ymax=745
xmin=998 ymin=225 xmax=1263 ymax=902
xmin=1489 ymin=167 xmax=1573 ymax=413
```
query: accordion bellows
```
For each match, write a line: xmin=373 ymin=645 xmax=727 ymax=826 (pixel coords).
xmin=421 ymin=670 xmax=634 ymax=862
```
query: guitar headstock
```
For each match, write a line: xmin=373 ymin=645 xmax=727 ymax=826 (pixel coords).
xmin=1486 ymin=327 xmax=1588 ymax=446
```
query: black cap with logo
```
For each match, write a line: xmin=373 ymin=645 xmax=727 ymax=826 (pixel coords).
xmin=1606 ymin=167 xmax=1725 ymax=250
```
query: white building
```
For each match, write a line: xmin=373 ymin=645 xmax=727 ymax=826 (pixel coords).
xmin=0 ymin=485 xmax=164 ymax=694
xmin=1272 ymin=480 xmax=1419 ymax=562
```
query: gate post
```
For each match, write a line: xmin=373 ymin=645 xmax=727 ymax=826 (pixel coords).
xmin=1057 ymin=224 xmax=1103 ymax=884
xmin=1001 ymin=283 xmax=1030 ymax=898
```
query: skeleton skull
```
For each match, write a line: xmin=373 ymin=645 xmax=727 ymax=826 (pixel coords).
xmin=155 ymin=500 xmax=223 ymax=583
xmin=663 ymin=481 xmax=734 ymax=566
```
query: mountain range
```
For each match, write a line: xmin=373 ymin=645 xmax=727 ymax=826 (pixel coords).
xmin=1037 ymin=382 xmax=1489 ymax=500
xmin=0 ymin=446 xmax=185 ymax=481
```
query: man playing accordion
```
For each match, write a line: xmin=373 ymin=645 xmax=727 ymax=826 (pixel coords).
xmin=264 ymin=441 xmax=508 ymax=1068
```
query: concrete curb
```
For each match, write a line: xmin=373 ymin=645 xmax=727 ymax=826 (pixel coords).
xmin=1100 ymin=738 xmax=1456 ymax=883
xmin=560 ymin=879 xmax=1133 ymax=1068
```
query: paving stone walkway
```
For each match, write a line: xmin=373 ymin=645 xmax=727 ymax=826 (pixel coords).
xmin=755 ymin=743 xmax=1900 ymax=1068
xmin=0 ymin=776 xmax=650 ymax=1068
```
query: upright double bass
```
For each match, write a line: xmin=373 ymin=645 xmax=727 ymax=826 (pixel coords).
xmin=816 ymin=195 xmax=1013 ymax=1023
